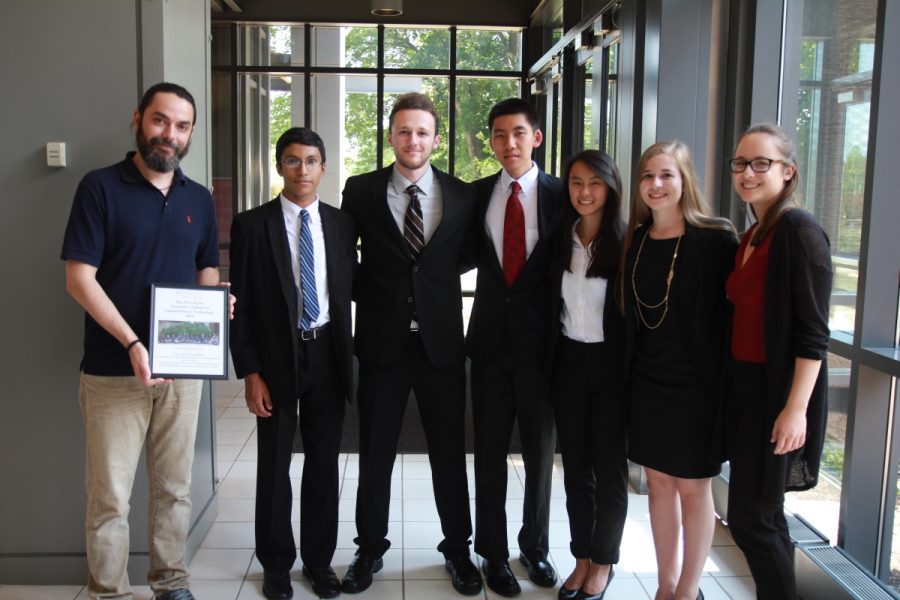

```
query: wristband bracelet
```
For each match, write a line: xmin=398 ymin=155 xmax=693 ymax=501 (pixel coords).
xmin=126 ymin=339 xmax=141 ymax=352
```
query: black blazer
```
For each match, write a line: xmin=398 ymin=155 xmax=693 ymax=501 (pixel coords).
xmin=466 ymin=170 xmax=563 ymax=369
xmin=623 ymin=223 xmax=738 ymax=400
xmin=547 ymin=229 xmax=626 ymax=394
xmin=229 ymin=198 xmax=356 ymax=403
xmin=341 ymin=165 xmax=476 ymax=369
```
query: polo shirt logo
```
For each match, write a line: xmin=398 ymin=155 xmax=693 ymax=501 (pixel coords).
xmin=187 ymin=215 xmax=192 ymax=224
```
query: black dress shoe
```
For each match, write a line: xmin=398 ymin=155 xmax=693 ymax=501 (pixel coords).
xmin=558 ymin=583 xmax=580 ymax=600
xmin=262 ymin=570 xmax=293 ymax=600
xmin=153 ymin=590 xmax=195 ymax=600
xmin=519 ymin=553 xmax=557 ymax=587
xmin=481 ymin=558 xmax=521 ymax=597
xmin=576 ymin=566 xmax=614 ymax=600
xmin=445 ymin=555 xmax=483 ymax=596
xmin=341 ymin=553 xmax=383 ymax=594
xmin=303 ymin=565 xmax=341 ymax=598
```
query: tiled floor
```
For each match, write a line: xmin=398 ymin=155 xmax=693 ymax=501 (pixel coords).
xmin=0 ymin=379 xmax=756 ymax=600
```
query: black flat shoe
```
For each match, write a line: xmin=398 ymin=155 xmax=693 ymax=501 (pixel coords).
xmin=262 ymin=570 xmax=293 ymax=600
xmin=697 ymin=590 xmax=704 ymax=600
xmin=445 ymin=555 xmax=483 ymax=595
xmin=519 ymin=553 xmax=557 ymax=587
xmin=558 ymin=584 xmax=580 ymax=600
xmin=576 ymin=566 xmax=614 ymax=600
xmin=481 ymin=558 xmax=521 ymax=597
xmin=302 ymin=564 xmax=341 ymax=598
xmin=341 ymin=553 xmax=383 ymax=594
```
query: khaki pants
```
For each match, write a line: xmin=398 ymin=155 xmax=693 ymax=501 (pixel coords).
xmin=79 ymin=374 xmax=202 ymax=599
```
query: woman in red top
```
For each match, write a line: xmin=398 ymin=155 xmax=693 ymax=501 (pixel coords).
xmin=725 ymin=123 xmax=832 ymax=600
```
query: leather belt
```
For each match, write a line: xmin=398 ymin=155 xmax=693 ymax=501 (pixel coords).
xmin=299 ymin=323 xmax=329 ymax=341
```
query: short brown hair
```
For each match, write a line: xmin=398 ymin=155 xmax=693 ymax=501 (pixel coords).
xmin=388 ymin=92 xmax=440 ymax=133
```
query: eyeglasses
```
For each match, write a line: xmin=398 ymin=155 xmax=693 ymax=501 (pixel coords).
xmin=280 ymin=157 xmax=321 ymax=170
xmin=728 ymin=157 xmax=783 ymax=173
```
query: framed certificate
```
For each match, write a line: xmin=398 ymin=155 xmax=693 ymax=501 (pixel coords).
xmin=149 ymin=283 xmax=229 ymax=379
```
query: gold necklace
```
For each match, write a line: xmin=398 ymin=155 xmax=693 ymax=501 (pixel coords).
xmin=631 ymin=231 xmax=682 ymax=329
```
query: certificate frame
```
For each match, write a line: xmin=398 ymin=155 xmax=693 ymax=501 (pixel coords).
xmin=149 ymin=283 xmax=229 ymax=379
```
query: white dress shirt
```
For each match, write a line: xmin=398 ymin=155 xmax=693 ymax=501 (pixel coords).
xmin=485 ymin=163 xmax=541 ymax=264
xmin=560 ymin=229 xmax=606 ymax=343
xmin=280 ymin=194 xmax=330 ymax=328
xmin=386 ymin=165 xmax=443 ymax=244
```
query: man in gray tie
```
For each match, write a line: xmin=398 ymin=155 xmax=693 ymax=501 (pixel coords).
xmin=230 ymin=128 xmax=356 ymax=599
xmin=340 ymin=93 xmax=481 ymax=596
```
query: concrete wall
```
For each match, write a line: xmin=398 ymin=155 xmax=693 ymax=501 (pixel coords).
xmin=0 ymin=0 xmax=217 ymax=584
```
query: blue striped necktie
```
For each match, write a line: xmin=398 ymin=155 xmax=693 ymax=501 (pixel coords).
xmin=299 ymin=208 xmax=320 ymax=330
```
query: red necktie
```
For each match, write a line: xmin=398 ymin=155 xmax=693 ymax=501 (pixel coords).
xmin=502 ymin=181 xmax=525 ymax=287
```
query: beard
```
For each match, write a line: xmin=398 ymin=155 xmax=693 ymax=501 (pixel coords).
xmin=136 ymin=128 xmax=190 ymax=173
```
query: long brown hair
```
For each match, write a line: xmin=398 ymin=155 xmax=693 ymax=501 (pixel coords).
xmin=618 ymin=140 xmax=736 ymax=312
xmin=735 ymin=122 xmax=800 ymax=246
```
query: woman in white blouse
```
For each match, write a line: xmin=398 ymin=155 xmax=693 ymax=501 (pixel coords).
xmin=549 ymin=150 xmax=627 ymax=600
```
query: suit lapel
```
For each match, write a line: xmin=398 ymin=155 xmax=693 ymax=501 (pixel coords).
xmin=265 ymin=199 xmax=300 ymax=326
xmin=373 ymin=166 xmax=408 ymax=254
xmin=478 ymin=172 xmax=504 ymax=278
xmin=422 ymin=167 xmax=456 ymax=255
xmin=535 ymin=171 xmax=558 ymax=242
xmin=320 ymin=204 xmax=339 ymax=311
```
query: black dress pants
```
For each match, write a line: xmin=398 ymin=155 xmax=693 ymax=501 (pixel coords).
xmin=727 ymin=360 xmax=797 ymax=600
xmin=255 ymin=328 xmax=345 ymax=572
xmin=354 ymin=331 xmax=472 ymax=559
xmin=551 ymin=337 xmax=627 ymax=564
xmin=472 ymin=344 xmax=556 ymax=561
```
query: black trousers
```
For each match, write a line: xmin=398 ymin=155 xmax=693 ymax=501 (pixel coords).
xmin=551 ymin=337 xmax=627 ymax=564
xmin=471 ymin=344 xmax=556 ymax=561
xmin=354 ymin=331 xmax=472 ymax=559
xmin=254 ymin=328 xmax=345 ymax=572
xmin=727 ymin=360 xmax=796 ymax=600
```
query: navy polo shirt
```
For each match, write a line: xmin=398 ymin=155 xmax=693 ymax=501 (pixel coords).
xmin=61 ymin=152 xmax=220 ymax=376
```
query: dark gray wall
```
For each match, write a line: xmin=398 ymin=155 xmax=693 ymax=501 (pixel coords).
xmin=214 ymin=0 xmax=541 ymax=25
xmin=0 ymin=0 xmax=217 ymax=584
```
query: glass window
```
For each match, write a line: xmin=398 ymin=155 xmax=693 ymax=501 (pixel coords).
xmin=454 ymin=77 xmax=520 ymax=181
xmin=890 ymin=377 xmax=900 ymax=592
xmin=211 ymin=72 xmax=233 ymax=268
xmin=456 ymin=29 xmax=522 ymax=71
xmin=343 ymin=75 xmax=380 ymax=178
xmin=583 ymin=56 xmax=593 ymax=150
xmin=316 ymin=25 xmax=378 ymax=68
xmin=383 ymin=27 xmax=450 ymax=70
xmin=237 ymin=25 xmax=306 ymax=67
xmin=791 ymin=0 xmax=877 ymax=337
xmin=310 ymin=73 xmax=377 ymax=202
xmin=784 ymin=352 xmax=851 ymax=544
xmin=605 ymin=41 xmax=619 ymax=157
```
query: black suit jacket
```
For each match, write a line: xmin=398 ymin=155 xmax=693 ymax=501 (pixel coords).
xmin=466 ymin=169 xmax=563 ymax=369
xmin=341 ymin=164 xmax=476 ymax=369
xmin=229 ymin=198 xmax=356 ymax=403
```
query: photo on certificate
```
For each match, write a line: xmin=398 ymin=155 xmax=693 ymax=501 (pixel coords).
xmin=149 ymin=283 xmax=229 ymax=379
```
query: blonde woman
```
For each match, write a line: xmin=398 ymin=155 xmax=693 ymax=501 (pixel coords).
xmin=621 ymin=141 xmax=737 ymax=600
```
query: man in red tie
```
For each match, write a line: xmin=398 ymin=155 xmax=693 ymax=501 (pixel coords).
xmin=466 ymin=98 xmax=563 ymax=597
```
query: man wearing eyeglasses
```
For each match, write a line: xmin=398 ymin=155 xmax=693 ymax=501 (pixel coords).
xmin=230 ymin=127 xmax=355 ymax=599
